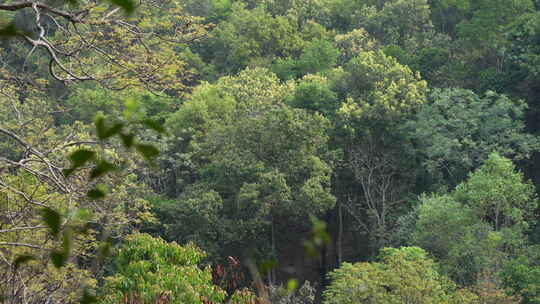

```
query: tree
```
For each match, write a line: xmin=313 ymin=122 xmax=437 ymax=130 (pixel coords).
xmin=411 ymin=153 xmax=538 ymax=286
xmin=412 ymin=194 xmax=477 ymax=264
xmin=504 ymin=11 xmax=540 ymax=137
xmin=272 ymin=38 xmax=339 ymax=80
xmin=454 ymin=153 xmax=538 ymax=232
xmin=409 ymin=88 xmax=539 ymax=189
xmin=0 ymin=82 xmax=156 ymax=302
xmin=0 ymin=0 xmax=207 ymax=95
xmin=0 ymin=171 xmax=99 ymax=303
xmin=456 ymin=0 xmax=534 ymax=48
xmin=412 ymin=194 xmax=504 ymax=285
xmin=100 ymin=233 xmax=226 ymax=304
xmin=161 ymin=68 xmax=289 ymax=197
xmin=331 ymin=50 xmax=427 ymax=255
xmin=334 ymin=28 xmax=378 ymax=65
xmin=261 ymin=0 xmax=365 ymax=31
xmin=333 ymin=50 xmax=427 ymax=113
xmin=449 ymin=0 xmax=535 ymax=92
xmin=181 ymin=0 xmax=233 ymax=23
xmin=202 ymin=3 xmax=303 ymax=75
xmin=158 ymin=68 xmax=336 ymax=284
xmin=147 ymin=187 xmax=224 ymax=258
xmin=323 ymin=246 xmax=477 ymax=304
xmin=501 ymin=252 xmax=540 ymax=303
xmin=428 ymin=0 xmax=469 ymax=35
xmin=355 ymin=0 xmax=434 ymax=47
xmin=169 ymin=106 xmax=336 ymax=280
xmin=285 ymin=74 xmax=339 ymax=115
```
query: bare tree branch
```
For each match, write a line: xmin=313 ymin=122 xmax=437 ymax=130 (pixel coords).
xmin=0 ymin=242 xmax=44 ymax=250
xmin=0 ymin=1 xmax=85 ymax=23
xmin=1 ymin=0 xmax=208 ymax=95
xmin=0 ymin=226 xmax=47 ymax=233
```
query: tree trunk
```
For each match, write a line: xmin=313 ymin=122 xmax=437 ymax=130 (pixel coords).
xmin=270 ymin=214 xmax=276 ymax=285
xmin=337 ymin=201 xmax=343 ymax=265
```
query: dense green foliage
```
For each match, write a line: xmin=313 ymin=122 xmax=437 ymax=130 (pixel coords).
xmin=2 ymin=0 xmax=540 ymax=303
xmin=323 ymin=247 xmax=478 ymax=304
xmin=411 ymin=153 xmax=538 ymax=286
xmin=100 ymin=233 xmax=226 ymax=304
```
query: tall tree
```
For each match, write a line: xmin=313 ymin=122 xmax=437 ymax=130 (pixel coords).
xmin=157 ymin=68 xmax=336 ymax=284
xmin=331 ymin=50 xmax=427 ymax=255
xmin=0 ymin=0 xmax=208 ymax=95
xmin=412 ymin=153 xmax=538 ymax=285
xmin=409 ymin=88 xmax=539 ymax=189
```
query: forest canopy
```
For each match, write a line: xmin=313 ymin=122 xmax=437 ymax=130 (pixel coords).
xmin=2 ymin=0 xmax=540 ymax=303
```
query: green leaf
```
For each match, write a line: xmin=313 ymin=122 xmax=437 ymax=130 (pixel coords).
xmin=135 ymin=144 xmax=159 ymax=161
xmin=108 ymin=0 xmax=135 ymax=14
xmin=51 ymin=250 xmax=67 ymax=268
xmin=123 ymin=97 xmax=140 ymax=119
xmin=87 ymin=186 xmax=106 ymax=200
xmin=63 ymin=168 xmax=76 ymax=177
xmin=68 ymin=149 xmax=95 ymax=169
xmin=105 ymin=123 xmax=124 ymax=138
xmin=80 ymin=289 xmax=98 ymax=304
xmin=141 ymin=119 xmax=167 ymax=134
xmin=41 ymin=208 xmax=61 ymax=237
xmin=74 ymin=208 xmax=93 ymax=222
xmin=73 ymin=209 xmax=93 ymax=234
xmin=287 ymin=279 xmax=298 ymax=292
xmin=13 ymin=255 xmax=35 ymax=270
xmin=95 ymin=116 xmax=123 ymax=140
xmin=303 ymin=241 xmax=318 ymax=258
xmin=120 ymin=133 xmax=135 ymax=148
xmin=95 ymin=116 xmax=107 ymax=139
xmin=89 ymin=160 xmax=117 ymax=179
xmin=310 ymin=215 xmax=331 ymax=245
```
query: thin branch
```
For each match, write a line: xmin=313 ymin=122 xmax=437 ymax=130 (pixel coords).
xmin=0 ymin=179 xmax=49 ymax=208
xmin=0 ymin=127 xmax=33 ymax=152
xmin=0 ymin=242 xmax=44 ymax=250
xmin=0 ymin=226 xmax=47 ymax=233
xmin=0 ymin=1 xmax=84 ymax=23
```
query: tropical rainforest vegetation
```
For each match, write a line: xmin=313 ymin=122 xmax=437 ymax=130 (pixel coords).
xmin=2 ymin=0 xmax=540 ymax=303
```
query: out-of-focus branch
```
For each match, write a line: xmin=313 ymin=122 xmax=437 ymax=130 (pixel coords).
xmin=0 ymin=242 xmax=45 ymax=250
xmin=0 ymin=1 xmax=85 ymax=23
xmin=0 ymin=226 xmax=47 ymax=233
